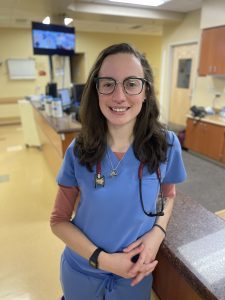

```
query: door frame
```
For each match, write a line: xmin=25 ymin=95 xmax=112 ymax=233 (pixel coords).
xmin=159 ymin=40 xmax=199 ymax=125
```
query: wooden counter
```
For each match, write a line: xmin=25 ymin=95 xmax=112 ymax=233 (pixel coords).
xmin=184 ymin=115 xmax=225 ymax=163
xmin=32 ymin=102 xmax=81 ymax=175
xmin=153 ymin=193 xmax=225 ymax=300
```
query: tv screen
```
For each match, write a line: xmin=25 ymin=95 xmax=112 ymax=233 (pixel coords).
xmin=32 ymin=22 xmax=75 ymax=56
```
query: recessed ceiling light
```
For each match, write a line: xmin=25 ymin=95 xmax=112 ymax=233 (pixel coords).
xmin=109 ymin=0 xmax=168 ymax=7
xmin=42 ymin=16 xmax=50 ymax=24
xmin=64 ymin=17 xmax=73 ymax=26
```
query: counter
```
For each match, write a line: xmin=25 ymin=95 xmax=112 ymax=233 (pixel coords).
xmin=187 ymin=114 xmax=225 ymax=126
xmin=31 ymin=101 xmax=81 ymax=175
xmin=153 ymin=193 xmax=225 ymax=300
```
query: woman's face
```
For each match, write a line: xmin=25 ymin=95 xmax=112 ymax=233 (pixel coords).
xmin=97 ymin=53 xmax=146 ymax=128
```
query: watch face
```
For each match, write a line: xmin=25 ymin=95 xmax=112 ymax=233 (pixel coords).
xmin=89 ymin=260 xmax=97 ymax=268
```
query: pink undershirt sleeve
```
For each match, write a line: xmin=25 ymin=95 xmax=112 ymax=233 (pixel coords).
xmin=162 ymin=184 xmax=176 ymax=198
xmin=50 ymin=185 xmax=79 ymax=226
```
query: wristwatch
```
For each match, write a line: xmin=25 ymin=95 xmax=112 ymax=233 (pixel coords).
xmin=89 ymin=247 xmax=104 ymax=269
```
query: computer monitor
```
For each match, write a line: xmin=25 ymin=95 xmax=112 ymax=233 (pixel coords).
xmin=72 ymin=83 xmax=85 ymax=104
xmin=58 ymin=88 xmax=71 ymax=110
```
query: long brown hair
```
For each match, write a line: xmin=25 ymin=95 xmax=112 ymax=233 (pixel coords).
xmin=74 ymin=43 xmax=168 ymax=173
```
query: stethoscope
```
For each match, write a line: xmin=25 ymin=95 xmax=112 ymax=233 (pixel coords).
xmin=94 ymin=161 xmax=165 ymax=217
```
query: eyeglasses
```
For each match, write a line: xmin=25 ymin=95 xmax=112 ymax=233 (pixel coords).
xmin=94 ymin=77 xmax=148 ymax=95
xmin=138 ymin=163 xmax=165 ymax=217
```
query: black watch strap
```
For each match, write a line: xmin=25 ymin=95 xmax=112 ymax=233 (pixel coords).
xmin=89 ymin=247 xmax=104 ymax=269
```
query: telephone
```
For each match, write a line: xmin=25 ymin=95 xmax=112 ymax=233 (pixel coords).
xmin=190 ymin=105 xmax=206 ymax=118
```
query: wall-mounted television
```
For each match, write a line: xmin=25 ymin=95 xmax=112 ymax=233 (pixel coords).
xmin=32 ymin=22 xmax=75 ymax=56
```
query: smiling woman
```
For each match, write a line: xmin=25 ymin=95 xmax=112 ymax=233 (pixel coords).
xmin=50 ymin=43 xmax=186 ymax=300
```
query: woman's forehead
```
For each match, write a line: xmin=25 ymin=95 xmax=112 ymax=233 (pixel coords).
xmin=99 ymin=53 xmax=144 ymax=77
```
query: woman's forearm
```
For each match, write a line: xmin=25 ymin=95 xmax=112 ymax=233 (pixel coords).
xmin=154 ymin=196 xmax=175 ymax=232
xmin=51 ymin=221 xmax=97 ymax=260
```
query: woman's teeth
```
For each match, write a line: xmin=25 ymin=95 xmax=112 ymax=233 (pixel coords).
xmin=111 ymin=107 xmax=128 ymax=112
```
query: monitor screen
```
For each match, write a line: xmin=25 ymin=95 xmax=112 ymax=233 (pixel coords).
xmin=32 ymin=22 xmax=75 ymax=56
xmin=58 ymin=88 xmax=71 ymax=109
xmin=72 ymin=83 xmax=85 ymax=103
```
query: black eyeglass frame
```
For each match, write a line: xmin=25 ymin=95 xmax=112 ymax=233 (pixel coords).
xmin=94 ymin=76 xmax=149 ymax=95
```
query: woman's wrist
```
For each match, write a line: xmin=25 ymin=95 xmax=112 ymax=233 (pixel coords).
xmin=153 ymin=223 xmax=166 ymax=236
xmin=153 ymin=223 xmax=166 ymax=238
xmin=98 ymin=251 xmax=112 ymax=271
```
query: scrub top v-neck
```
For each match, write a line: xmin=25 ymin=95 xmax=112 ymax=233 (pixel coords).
xmin=57 ymin=131 xmax=186 ymax=275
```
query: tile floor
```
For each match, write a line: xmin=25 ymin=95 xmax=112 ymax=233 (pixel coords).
xmin=0 ymin=125 xmax=64 ymax=300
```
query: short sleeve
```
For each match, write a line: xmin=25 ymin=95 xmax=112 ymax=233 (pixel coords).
xmin=163 ymin=131 xmax=187 ymax=184
xmin=56 ymin=140 xmax=79 ymax=187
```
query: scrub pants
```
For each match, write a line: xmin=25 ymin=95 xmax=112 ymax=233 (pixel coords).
xmin=60 ymin=255 xmax=152 ymax=300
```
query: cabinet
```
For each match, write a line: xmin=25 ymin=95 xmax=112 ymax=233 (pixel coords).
xmin=184 ymin=118 xmax=225 ymax=162
xmin=198 ymin=26 xmax=225 ymax=76
xmin=153 ymin=251 xmax=202 ymax=300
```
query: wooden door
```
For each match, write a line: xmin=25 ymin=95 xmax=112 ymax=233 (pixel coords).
xmin=169 ymin=44 xmax=197 ymax=127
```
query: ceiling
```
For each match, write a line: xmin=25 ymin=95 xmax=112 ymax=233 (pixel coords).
xmin=0 ymin=0 xmax=202 ymax=35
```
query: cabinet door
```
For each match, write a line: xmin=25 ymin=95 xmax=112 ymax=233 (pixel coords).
xmin=198 ymin=29 xmax=214 ymax=76
xmin=204 ymin=123 xmax=225 ymax=160
xmin=184 ymin=119 xmax=206 ymax=153
xmin=184 ymin=118 xmax=225 ymax=161
xmin=212 ymin=26 xmax=225 ymax=75
xmin=221 ymin=132 xmax=225 ymax=164
xmin=198 ymin=26 xmax=225 ymax=76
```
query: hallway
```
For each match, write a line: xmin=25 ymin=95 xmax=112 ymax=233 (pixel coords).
xmin=0 ymin=125 xmax=64 ymax=300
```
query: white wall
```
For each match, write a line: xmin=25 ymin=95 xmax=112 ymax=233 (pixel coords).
xmin=201 ymin=0 xmax=225 ymax=29
xmin=160 ymin=10 xmax=201 ymax=123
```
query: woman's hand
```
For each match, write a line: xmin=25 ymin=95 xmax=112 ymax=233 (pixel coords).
xmin=99 ymin=243 xmax=144 ymax=279
xmin=123 ymin=227 xmax=165 ymax=286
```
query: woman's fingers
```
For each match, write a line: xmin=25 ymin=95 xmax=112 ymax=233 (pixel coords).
xmin=129 ymin=259 xmax=158 ymax=277
xmin=131 ymin=272 xmax=144 ymax=286
xmin=130 ymin=260 xmax=158 ymax=286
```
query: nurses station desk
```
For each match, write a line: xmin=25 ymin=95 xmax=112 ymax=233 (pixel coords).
xmin=31 ymin=101 xmax=81 ymax=176
xmin=31 ymin=102 xmax=225 ymax=300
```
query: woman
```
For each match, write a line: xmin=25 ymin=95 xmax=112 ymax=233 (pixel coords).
xmin=50 ymin=43 xmax=186 ymax=300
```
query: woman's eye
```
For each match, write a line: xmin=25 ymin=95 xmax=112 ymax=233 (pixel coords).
xmin=126 ymin=80 xmax=138 ymax=87
xmin=104 ymin=82 xmax=114 ymax=87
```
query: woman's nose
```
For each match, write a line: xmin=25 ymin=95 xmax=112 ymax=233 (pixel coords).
xmin=112 ymin=82 xmax=126 ymax=101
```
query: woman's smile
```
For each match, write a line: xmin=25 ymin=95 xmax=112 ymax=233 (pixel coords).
xmin=109 ymin=106 xmax=131 ymax=113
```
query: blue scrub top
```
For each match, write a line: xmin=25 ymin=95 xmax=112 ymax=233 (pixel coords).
xmin=57 ymin=131 xmax=186 ymax=275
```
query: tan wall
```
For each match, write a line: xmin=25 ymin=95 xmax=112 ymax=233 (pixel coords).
xmin=76 ymin=31 xmax=162 ymax=95
xmin=0 ymin=28 xmax=162 ymax=98
xmin=0 ymin=28 xmax=50 ymax=98
xmin=201 ymin=0 xmax=225 ymax=29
